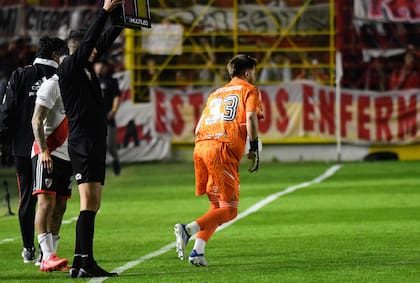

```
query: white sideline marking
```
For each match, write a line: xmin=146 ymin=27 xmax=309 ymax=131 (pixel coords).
xmin=0 ymin=238 xmax=15 ymax=244
xmin=218 ymin=164 xmax=342 ymax=231
xmin=89 ymin=164 xmax=342 ymax=283
xmin=0 ymin=216 xmax=78 ymax=245
xmin=61 ymin=216 xmax=78 ymax=225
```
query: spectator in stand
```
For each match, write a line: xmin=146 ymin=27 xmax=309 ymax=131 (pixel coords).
xmin=0 ymin=42 xmax=10 ymax=97
xmin=192 ymin=37 xmax=216 ymax=86
xmin=213 ymin=66 xmax=230 ymax=86
xmin=341 ymin=45 xmax=364 ymax=89
xmin=0 ymin=42 xmax=11 ymax=166
xmin=144 ymin=57 xmax=158 ymax=83
xmin=6 ymin=37 xmax=27 ymax=74
xmin=295 ymin=58 xmax=328 ymax=84
xmin=175 ymin=70 xmax=194 ymax=92
xmin=390 ymin=47 xmax=420 ymax=90
xmin=213 ymin=55 xmax=231 ymax=85
xmin=363 ymin=56 xmax=387 ymax=91
xmin=0 ymin=37 xmax=29 ymax=96
xmin=94 ymin=59 xmax=121 ymax=175
xmin=259 ymin=52 xmax=291 ymax=84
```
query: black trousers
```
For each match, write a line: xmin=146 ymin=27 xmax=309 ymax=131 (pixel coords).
xmin=15 ymin=156 xmax=37 ymax=249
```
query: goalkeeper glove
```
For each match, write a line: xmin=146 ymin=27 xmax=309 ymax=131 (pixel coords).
xmin=247 ymin=137 xmax=259 ymax=173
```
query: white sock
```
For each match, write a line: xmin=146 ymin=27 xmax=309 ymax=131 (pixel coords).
xmin=193 ymin=238 xmax=206 ymax=255
xmin=38 ymin=233 xmax=54 ymax=260
xmin=186 ymin=221 xmax=200 ymax=235
xmin=52 ymin=234 xmax=60 ymax=253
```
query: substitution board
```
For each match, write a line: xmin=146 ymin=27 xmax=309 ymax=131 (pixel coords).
xmin=111 ymin=0 xmax=151 ymax=29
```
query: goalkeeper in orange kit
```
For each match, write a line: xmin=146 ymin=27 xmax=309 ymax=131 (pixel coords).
xmin=174 ymin=54 xmax=264 ymax=266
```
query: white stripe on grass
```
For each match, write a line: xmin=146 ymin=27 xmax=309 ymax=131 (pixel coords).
xmin=61 ymin=216 xmax=78 ymax=225
xmin=90 ymin=164 xmax=342 ymax=283
xmin=0 ymin=238 xmax=15 ymax=244
xmin=218 ymin=164 xmax=342 ymax=231
xmin=0 ymin=216 xmax=78 ymax=245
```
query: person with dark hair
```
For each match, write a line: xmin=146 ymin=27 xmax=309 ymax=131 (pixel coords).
xmin=174 ymin=54 xmax=264 ymax=266
xmin=94 ymin=59 xmax=121 ymax=175
xmin=389 ymin=48 xmax=420 ymax=90
xmin=363 ymin=56 xmax=387 ymax=91
xmin=0 ymin=36 xmax=65 ymax=264
xmin=259 ymin=52 xmax=291 ymax=84
xmin=57 ymin=0 xmax=123 ymax=278
xmin=31 ymin=62 xmax=73 ymax=272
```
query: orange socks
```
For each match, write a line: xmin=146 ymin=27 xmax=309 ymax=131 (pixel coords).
xmin=195 ymin=206 xmax=237 ymax=242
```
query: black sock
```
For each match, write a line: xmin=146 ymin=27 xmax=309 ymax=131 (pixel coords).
xmin=77 ymin=210 xmax=96 ymax=268
xmin=72 ymin=216 xmax=82 ymax=268
xmin=72 ymin=255 xmax=81 ymax=269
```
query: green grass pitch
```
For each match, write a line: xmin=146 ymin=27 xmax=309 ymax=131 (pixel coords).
xmin=0 ymin=160 xmax=420 ymax=282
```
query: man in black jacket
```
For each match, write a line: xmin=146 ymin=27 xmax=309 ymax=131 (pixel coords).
xmin=57 ymin=0 xmax=123 ymax=278
xmin=0 ymin=36 xmax=65 ymax=264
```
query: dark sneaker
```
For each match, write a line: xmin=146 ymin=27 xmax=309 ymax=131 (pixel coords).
xmin=77 ymin=262 xmax=118 ymax=278
xmin=174 ymin=224 xmax=191 ymax=260
xmin=69 ymin=267 xmax=79 ymax=278
xmin=69 ymin=256 xmax=81 ymax=278
xmin=22 ymin=247 xmax=36 ymax=264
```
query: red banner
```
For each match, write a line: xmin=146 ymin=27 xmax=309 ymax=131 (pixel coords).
xmin=151 ymin=81 xmax=420 ymax=145
xmin=109 ymin=71 xmax=171 ymax=163
xmin=354 ymin=0 xmax=420 ymax=23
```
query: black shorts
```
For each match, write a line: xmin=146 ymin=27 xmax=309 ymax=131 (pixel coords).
xmin=68 ymin=135 xmax=106 ymax=185
xmin=32 ymin=155 xmax=73 ymax=199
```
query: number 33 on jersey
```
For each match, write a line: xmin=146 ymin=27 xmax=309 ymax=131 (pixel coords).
xmin=195 ymin=78 xmax=264 ymax=159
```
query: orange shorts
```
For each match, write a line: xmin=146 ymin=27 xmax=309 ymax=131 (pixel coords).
xmin=193 ymin=140 xmax=240 ymax=202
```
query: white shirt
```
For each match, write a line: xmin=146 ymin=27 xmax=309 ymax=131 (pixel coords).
xmin=31 ymin=74 xmax=70 ymax=161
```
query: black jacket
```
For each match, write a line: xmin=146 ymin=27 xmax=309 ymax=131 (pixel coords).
xmin=0 ymin=58 xmax=59 ymax=157
xmin=58 ymin=8 xmax=122 ymax=140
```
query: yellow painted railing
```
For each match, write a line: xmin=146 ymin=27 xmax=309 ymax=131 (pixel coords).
xmin=125 ymin=0 xmax=336 ymax=102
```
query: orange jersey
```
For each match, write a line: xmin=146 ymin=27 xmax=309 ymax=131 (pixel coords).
xmin=195 ymin=78 xmax=263 ymax=160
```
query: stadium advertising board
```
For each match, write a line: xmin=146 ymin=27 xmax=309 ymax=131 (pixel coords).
xmin=150 ymin=82 xmax=420 ymax=145
xmin=109 ymin=72 xmax=420 ymax=162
